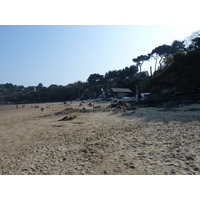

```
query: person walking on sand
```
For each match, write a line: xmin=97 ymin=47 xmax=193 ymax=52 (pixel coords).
xmin=41 ymin=107 xmax=44 ymax=112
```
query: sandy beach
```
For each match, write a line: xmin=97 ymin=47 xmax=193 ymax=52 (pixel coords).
xmin=0 ymin=101 xmax=200 ymax=175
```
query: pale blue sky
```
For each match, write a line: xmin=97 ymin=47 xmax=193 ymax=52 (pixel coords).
xmin=0 ymin=25 xmax=199 ymax=87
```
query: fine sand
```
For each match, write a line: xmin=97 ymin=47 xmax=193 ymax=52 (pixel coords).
xmin=0 ymin=101 xmax=200 ymax=175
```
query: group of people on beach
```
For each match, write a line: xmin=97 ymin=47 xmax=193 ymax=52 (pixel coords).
xmin=40 ymin=104 xmax=50 ymax=112
xmin=15 ymin=104 xmax=51 ymax=112
xmin=36 ymin=104 xmax=51 ymax=112
xmin=15 ymin=101 xmax=98 ymax=112
xmin=63 ymin=101 xmax=72 ymax=106
xmin=78 ymin=101 xmax=97 ymax=110
xmin=16 ymin=105 xmax=25 ymax=109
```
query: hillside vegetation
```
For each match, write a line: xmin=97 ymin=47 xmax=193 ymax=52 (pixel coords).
xmin=1 ymin=31 xmax=200 ymax=104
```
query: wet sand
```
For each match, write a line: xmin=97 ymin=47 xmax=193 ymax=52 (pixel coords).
xmin=0 ymin=101 xmax=200 ymax=175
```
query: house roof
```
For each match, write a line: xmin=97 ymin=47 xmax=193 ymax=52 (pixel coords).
xmin=111 ymin=88 xmax=133 ymax=93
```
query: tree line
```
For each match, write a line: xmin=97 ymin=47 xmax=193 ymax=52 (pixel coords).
xmin=0 ymin=30 xmax=200 ymax=103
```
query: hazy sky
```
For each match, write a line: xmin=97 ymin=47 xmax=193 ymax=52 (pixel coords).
xmin=0 ymin=25 xmax=199 ymax=87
